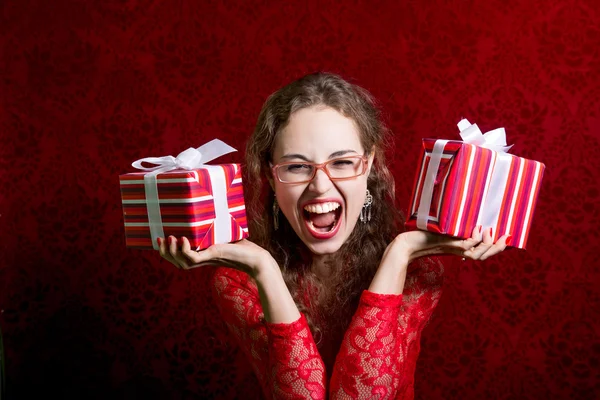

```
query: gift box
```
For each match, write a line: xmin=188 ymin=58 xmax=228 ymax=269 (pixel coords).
xmin=119 ymin=140 xmax=249 ymax=250
xmin=405 ymin=120 xmax=545 ymax=249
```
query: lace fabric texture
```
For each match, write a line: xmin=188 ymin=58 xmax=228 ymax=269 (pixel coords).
xmin=211 ymin=258 xmax=443 ymax=400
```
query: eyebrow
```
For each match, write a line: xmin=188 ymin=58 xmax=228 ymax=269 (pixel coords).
xmin=279 ymin=149 xmax=358 ymax=162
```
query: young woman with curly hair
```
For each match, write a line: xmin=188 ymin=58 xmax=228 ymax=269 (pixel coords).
xmin=158 ymin=72 xmax=509 ymax=399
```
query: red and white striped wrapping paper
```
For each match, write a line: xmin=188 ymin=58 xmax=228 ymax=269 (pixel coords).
xmin=119 ymin=164 xmax=248 ymax=250
xmin=405 ymin=139 xmax=545 ymax=249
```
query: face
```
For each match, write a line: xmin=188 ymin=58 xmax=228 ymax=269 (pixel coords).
xmin=271 ymin=106 xmax=374 ymax=255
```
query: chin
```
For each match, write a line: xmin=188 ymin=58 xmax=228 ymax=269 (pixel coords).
xmin=303 ymin=238 xmax=346 ymax=255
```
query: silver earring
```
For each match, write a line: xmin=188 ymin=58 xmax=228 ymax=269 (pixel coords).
xmin=273 ymin=197 xmax=280 ymax=230
xmin=360 ymin=189 xmax=373 ymax=223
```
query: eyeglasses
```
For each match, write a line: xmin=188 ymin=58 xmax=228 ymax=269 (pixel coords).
xmin=272 ymin=155 xmax=368 ymax=184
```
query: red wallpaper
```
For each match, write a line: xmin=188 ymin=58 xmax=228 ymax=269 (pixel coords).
xmin=1 ymin=1 xmax=599 ymax=399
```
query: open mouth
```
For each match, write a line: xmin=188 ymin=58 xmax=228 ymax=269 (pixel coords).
xmin=302 ymin=201 xmax=343 ymax=239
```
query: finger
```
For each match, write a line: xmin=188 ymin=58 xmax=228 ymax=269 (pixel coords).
xmin=168 ymin=236 xmax=192 ymax=269
xmin=461 ymin=225 xmax=483 ymax=257
xmin=168 ymin=235 xmax=178 ymax=258
xmin=469 ymin=230 xmax=508 ymax=260
xmin=451 ymin=226 xmax=483 ymax=250
xmin=181 ymin=241 xmax=256 ymax=274
xmin=465 ymin=242 xmax=493 ymax=259
xmin=482 ymin=227 xmax=494 ymax=245
xmin=180 ymin=237 xmax=229 ymax=269
xmin=428 ymin=233 xmax=481 ymax=251
xmin=480 ymin=234 xmax=511 ymax=261
xmin=462 ymin=227 xmax=491 ymax=259
xmin=157 ymin=237 xmax=167 ymax=257
xmin=158 ymin=237 xmax=180 ymax=268
xmin=180 ymin=236 xmax=206 ymax=265
xmin=471 ymin=225 xmax=483 ymax=241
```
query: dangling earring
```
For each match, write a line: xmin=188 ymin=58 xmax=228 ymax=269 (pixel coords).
xmin=360 ymin=189 xmax=373 ymax=223
xmin=273 ymin=196 xmax=280 ymax=230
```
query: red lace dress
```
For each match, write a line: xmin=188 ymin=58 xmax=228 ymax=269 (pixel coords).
xmin=211 ymin=257 xmax=443 ymax=399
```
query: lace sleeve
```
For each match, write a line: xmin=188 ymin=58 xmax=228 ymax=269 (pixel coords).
xmin=210 ymin=267 xmax=326 ymax=399
xmin=395 ymin=257 xmax=444 ymax=399
xmin=329 ymin=257 xmax=444 ymax=399
xmin=329 ymin=291 xmax=404 ymax=399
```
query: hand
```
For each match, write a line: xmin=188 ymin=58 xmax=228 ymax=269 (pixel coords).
xmin=157 ymin=236 xmax=277 ymax=279
xmin=393 ymin=226 xmax=511 ymax=264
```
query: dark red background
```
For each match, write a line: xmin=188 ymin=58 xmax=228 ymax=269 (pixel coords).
xmin=1 ymin=1 xmax=599 ymax=399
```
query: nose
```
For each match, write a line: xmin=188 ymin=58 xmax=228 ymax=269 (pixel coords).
xmin=308 ymin=167 xmax=334 ymax=194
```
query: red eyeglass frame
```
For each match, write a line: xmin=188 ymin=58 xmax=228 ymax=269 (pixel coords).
xmin=271 ymin=155 xmax=369 ymax=184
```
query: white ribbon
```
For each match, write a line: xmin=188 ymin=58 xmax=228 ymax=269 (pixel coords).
xmin=416 ymin=140 xmax=448 ymax=230
xmin=457 ymin=119 xmax=513 ymax=153
xmin=131 ymin=139 xmax=237 ymax=250
xmin=416 ymin=119 xmax=513 ymax=234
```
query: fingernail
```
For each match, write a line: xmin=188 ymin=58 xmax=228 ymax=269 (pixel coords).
xmin=505 ymin=235 xmax=512 ymax=246
xmin=180 ymin=237 xmax=186 ymax=245
xmin=168 ymin=236 xmax=174 ymax=245
xmin=478 ymin=225 xmax=482 ymax=233
xmin=489 ymin=228 xmax=493 ymax=237
xmin=157 ymin=237 xmax=162 ymax=247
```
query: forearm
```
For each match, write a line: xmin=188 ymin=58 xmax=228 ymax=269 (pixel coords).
xmin=368 ymin=258 xmax=409 ymax=294
xmin=330 ymin=238 xmax=410 ymax=398
xmin=330 ymin=291 xmax=404 ymax=398
xmin=368 ymin=238 xmax=410 ymax=295
xmin=254 ymin=258 xmax=301 ymax=324
xmin=211 ymin=267 xmax=326 ymax=399
xmin=255 ymin=260 xmax=325 ymax=398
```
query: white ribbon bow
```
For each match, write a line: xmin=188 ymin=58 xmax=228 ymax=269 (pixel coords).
xmin=132 ymin=139 xmax=237 ymax=174
xmin=132 ymin=139 xmax=237 ymax=250
xmin=457 ymin=119 xmax=513 ymax=153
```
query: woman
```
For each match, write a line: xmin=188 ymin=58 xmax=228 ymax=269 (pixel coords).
xmin=157 ymin=73 xmax=509 ymax=399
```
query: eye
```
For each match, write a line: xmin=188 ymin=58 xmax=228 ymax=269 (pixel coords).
xmin=285 ymin=163 xmax=313 ymax=173
xmin=330 ymin=158 xmax=356 ymax=168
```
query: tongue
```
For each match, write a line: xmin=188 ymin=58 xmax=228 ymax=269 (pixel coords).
xmin=309 ymin=211 xmax=336 ymax=228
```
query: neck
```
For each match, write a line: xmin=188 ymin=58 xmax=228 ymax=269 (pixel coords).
xmin=311 ymin=254 xmax=334 ymax=280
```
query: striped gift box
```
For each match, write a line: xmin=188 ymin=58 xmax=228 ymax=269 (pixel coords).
xmin=119 ymin=164 xmax=248 ymax=250
xmin=405 ymin=139 xmax=545 ymax=249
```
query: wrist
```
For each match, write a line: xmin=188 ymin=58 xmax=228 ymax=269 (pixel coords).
xmin=252 ymin=253 xmax=282 ymax=284
xmin=251 ymin=256 xmax=301 ymax=324
xmin=392 ymin=233 xmax=418 ymax=264
xmin=369 ymin=262 xmax=409 ymax=294
xmin=369 ymin=236 xmax=411 ymax=295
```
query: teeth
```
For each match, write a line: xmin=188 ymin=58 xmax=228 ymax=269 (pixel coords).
xmin=304 ymin=202 xmax=341 ymax=214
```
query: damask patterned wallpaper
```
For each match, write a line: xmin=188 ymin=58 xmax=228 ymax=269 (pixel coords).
xmin=1 ymin=0 xmax=598 ymax=399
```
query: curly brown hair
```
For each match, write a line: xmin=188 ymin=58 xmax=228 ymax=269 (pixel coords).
xmin=245 ymin=72 xmax=403 ymax=346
